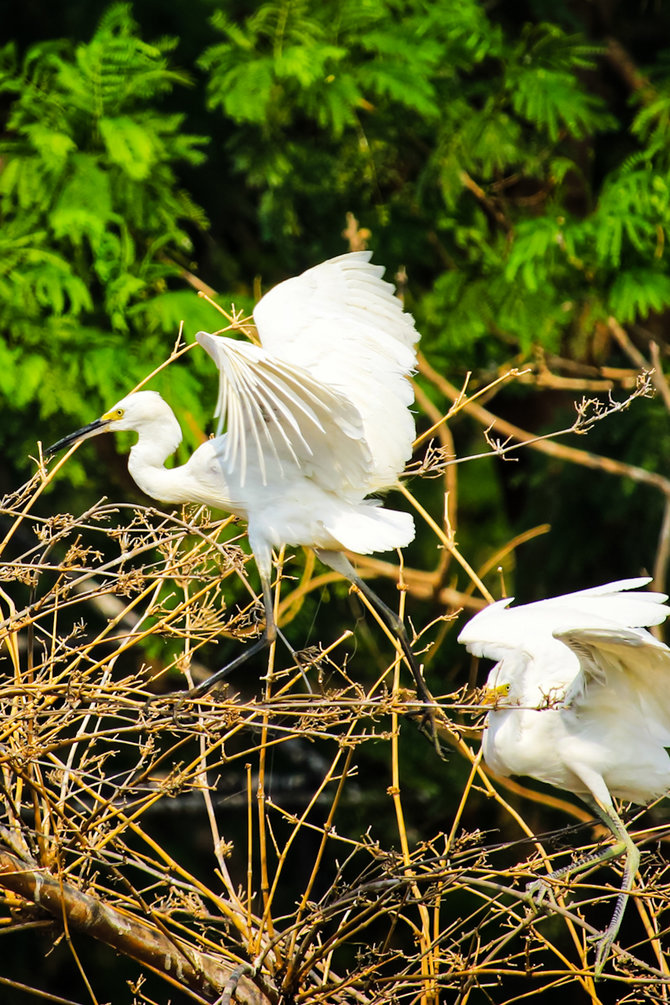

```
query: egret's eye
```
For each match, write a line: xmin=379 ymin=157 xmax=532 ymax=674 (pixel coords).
xmin=101 ymin=406 xmax=124 ymax=422
xmin=482 ymin=681 xmax=511 ymax=705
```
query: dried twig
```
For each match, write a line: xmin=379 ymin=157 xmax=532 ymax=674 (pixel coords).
xmin=1 ymin=322 xmax=669 ymax=1003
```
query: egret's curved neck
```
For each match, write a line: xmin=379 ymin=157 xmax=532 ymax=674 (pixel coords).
xmin=127 ymin=420 xmax=190 ymax=505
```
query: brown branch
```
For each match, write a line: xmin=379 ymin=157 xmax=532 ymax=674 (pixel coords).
xmin=0 ymin=846 xmax=271 ymax=1005
xmin=418 ymin=353 xmax=670 ymax=497
xmin=607 ymin=316 xmax=649 ymax=371
xmin=605 ymin=37 xmax=651 ymax=96
xmin=161 ymin=255 xmax=220 ymax=299
xmin=649 ymin=341 xmax=670 ymax=413
xmin=459 ymin=170 xmax=510 ymax=230
xmin=351 ymin=553 xmax=486 ymax=612
xmin=544 ymin=353 xmax=639 ymax=383
xmin=516 ymin=365 xmax=636 ymax=393
xmin=341 ymin=212 xmax=371 ymax=252
xmin=653 ymin=496 xmax=670 ymax=596
xmin=414 ymin=377 xmax=459 ymax=525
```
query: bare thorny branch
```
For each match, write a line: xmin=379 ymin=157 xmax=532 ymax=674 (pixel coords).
xmin=0 ymin=321 xmax=668 ymax=1003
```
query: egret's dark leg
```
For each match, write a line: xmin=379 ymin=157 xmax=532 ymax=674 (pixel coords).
xmin=185 ymin=634 xmax=272 ymax=699
xmin=182 ymin=577 xmax=313 ymax=699
xmin=275 ymin=628 xmax=314 ymax=693
xmin=315 ymin=550 xmax=434 ymax=707
xmin=183 ymin=576 xmax=276 ymax=699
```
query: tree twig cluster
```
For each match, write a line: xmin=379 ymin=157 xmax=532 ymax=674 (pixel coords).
xmin=0 ymin=351 xmax=668 ymax=1004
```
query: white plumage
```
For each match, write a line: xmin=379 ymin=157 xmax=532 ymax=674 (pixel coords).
xmin=47 ymin=253 xmax=429 ymax=702
xmin=458 ymin=577 xmax=670 ymax=972
xmin=250 ymin=253 xmax=417 ymax=488
xmin=193 ymin=252 xmax=418 ymax=565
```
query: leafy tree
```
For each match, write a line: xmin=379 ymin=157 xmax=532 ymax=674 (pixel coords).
xmin=2 ymin=3 xmax=670 ymax=1002
xmin=0 ymin=3 xmax=213 ymax=456
xmin=198 ymin=2 xmax=670 ymax=372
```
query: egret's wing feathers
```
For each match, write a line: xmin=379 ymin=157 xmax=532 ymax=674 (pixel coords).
xmin=196 ymin=332 xmax=371 ymax=489
xmin=558 ymin=626 xmax=670 ymax=745
xmin=458 ymin=579 xmax=670 ymax=702
xmin=457 ymin=578 xmax=666 ymax=658
xmin=253 ymin=252 xmax=418 ymax=490
xmin=213 ymin=344 xmax=318 ymax=475
xmin=254 ymin=252 xmax=418 ymax=358
xmin=456 ymin=598 xmax=516 ymax=660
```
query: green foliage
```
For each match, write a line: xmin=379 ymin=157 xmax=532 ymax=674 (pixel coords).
xmin=3 ymin=0 xmax=670 ymax=579
xmin=200 ymin=0 xmax=505 ymax=242
xmin=0 ymin=4 xmax=210 ymax=445
xmin=505 ymin=23 xmax=608 ymax=141
xmin=201 ymin=0 xmax=448 ymax=132
xmin=198 ymin=1 xmax=670 ymax=360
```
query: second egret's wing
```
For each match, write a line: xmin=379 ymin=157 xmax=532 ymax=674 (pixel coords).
xmin=558 ymin=626 xmax=670 ymax=745
xmin=196 ymin=332 xmax=371 ymax=490
xmin=459 ymin=579 xmax=667 ymax=653
xmin=458 ymin=578 xmax=670 ymax=698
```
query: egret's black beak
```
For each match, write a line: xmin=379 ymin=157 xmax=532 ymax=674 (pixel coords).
xmin=46 ymin=417 xmax=112 ymax=457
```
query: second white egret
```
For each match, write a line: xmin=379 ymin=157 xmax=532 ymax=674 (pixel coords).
xmin=458 ymin=577 xmax=670 ymax=972
xmin=47 ymin=253 xmax=431 ymax=705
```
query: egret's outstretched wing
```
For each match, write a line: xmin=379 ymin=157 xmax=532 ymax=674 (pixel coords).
xmin=558 ymin=626 xmax=670 ymax=745
xmin=254 ymin=251 xmax=417 ymax=359
xmin=253 ymin=252 xmax=418 ymax=490
xmin=196 ymin=332 xmax=371 ymax=489
xmin=458 ymin=578 xmax=667 ymax=659
xmin=458 ymin=578 xmax=670 ymax=698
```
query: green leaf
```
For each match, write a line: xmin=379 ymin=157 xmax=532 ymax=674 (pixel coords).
xmin=510 ymin=67 xmax=608 ymax=140
xmin=505 ymin=218 xmax=563 ymax=287
xmin=608 ymin=269 xmax=670 ymax=321
xmin=99 ymin=115 xmax=158 ymax=179
xmin=24 ymin=124 xmax=75 ymax=169
xmin=51 ymin=156 xmax=114 ymax=245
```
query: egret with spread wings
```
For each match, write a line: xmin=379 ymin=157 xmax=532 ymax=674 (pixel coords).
xmin=47 ymin=253 xmax=430 ymax=704
xmin=458 ymin=577 xmax=670 ymax=973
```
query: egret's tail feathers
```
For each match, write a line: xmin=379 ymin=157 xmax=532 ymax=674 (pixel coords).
xmin=326 ymin=504 xmax=415 ymax=555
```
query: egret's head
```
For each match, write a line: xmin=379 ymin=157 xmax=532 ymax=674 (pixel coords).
xmin=481 ymin=679 xmax=512 ymax=708
xmin=480 ymin=660 xmax=526 ymax=708
xmin=99 ymin=392 xmax=173 ymax=432
xmin=46 ymin=391 xmax=174 ymax=456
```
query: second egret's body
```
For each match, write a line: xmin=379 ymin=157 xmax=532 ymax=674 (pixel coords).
xmin=458 ymin=578 xmax=670 ymax=971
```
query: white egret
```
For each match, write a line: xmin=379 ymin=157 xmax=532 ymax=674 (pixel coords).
xmin=47 ymin=252 xmax=432 ymax=705
xmin=458 ymin=577 xmax=670 ymax=972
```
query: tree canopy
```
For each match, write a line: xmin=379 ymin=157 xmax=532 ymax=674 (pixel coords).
xmin=2 ymin=2 xmax=670 ymax=1002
